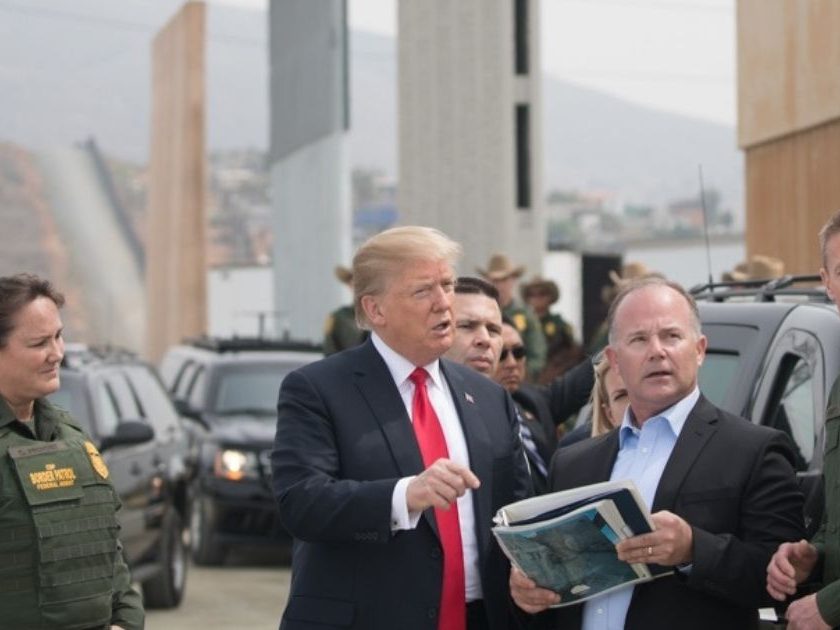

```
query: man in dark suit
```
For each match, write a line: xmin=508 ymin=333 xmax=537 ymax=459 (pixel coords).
xmin=510 ymin=277 xmax=805 ymax=630
xmin=494 ymin=320 xmax=595 ymax=491
xmin=272 ymin=226 xmax=531 ymax=630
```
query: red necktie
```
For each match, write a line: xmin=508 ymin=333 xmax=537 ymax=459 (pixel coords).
xmin=409 ymin=368 xmax=466 ymax=630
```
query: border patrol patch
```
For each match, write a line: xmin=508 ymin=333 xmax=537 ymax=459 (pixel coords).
xmin=513 ymin=313 xmax=527 ymax=332
xmin=85 ymin=441 xmax=109 ymax=479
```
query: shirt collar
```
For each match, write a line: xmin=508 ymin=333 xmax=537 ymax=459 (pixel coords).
xmin=371 ymin=332 xmax=444 ymax=390
xmin=618 ymin=386 xmax=700 ymax=448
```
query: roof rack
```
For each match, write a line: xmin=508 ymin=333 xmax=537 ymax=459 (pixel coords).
xmin=183 ymin=335 xmax=322 ymax=354
xmin=61 ymin=344 xmax=139 ymax=368
xmin=690 ymin=274 xmax=829 ymax=303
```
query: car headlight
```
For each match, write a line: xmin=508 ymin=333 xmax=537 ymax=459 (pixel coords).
xmin=213 ymin=449 xmax=259 ymax=481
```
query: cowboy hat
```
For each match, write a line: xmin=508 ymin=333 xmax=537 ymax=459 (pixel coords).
xmin=334 ymin=265 xmax=353 ymax=285
xmin=477 ymin=254 xmax=525 ymax=281
xmin=520 ymin=275 xmax=560 ymax=304
xmin=722 ymin=255 xmax=784 ymax=282
xmin=608 ymin=261 xmax=652 ymax=286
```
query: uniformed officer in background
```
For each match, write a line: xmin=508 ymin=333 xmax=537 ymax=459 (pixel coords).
xmin=478 ymin=254 xmax=547 ymax=381
xmin=0 ymin=273 xmax=144 ymax=630
xmin=322 ymin=265 xmax=367 ymax=356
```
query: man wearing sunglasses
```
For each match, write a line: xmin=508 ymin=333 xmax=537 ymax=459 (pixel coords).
xmin=495 ymin=319 xmax=596 ymax=461
xmin=493 ymin=322 xmax=554 ymax=493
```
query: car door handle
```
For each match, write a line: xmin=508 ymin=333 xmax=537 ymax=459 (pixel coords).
xmin=130 ymin=462 xmax=143 ymax=476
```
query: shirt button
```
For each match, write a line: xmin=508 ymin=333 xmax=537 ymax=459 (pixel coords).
xmin=641 ymin=447 xmax=649 ymax=453
xmin=430 ymin=547 xmax=442 ymax=559
xmin=597 ymin=608 xmax=604 ymax=615
xmin=427 ymin=607 xmax=437 ymax=619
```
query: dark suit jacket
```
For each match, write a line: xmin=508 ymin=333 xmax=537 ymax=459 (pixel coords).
xmin=513 ymin=359 xmax=595 ymax=494
xmin=538 ymin=356 xmax=595 ymax=427
xmin=537 ymin=395 xmax=805 ymax=630
xmin=513 ymin=383 xmax=557 ymax=464
xmin=514 ymin=358 xmax=596 ymax=460
xmin=271 ymin=340 xmax=532 ymax=630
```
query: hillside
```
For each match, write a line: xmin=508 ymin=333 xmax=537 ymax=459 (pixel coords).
xmin=0 ymin=0 xmax=742 ymax=215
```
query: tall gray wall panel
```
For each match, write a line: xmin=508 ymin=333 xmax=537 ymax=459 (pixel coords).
xmin=269 ymin=0 xmax=350 ymax=343
xmin=269 ymin=0 xmax=348 ymax=162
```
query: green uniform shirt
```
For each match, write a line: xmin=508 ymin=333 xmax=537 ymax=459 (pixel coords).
xmin=323 ymin=305 xmax=366 ymax=356
xmin=503 ymin=301 xmax=547 ymax=380
xmin=814 ymin=380 xmax=840 ymax=626
xmin=540 ymin=313 xmax=575 ymax=349
xmin=0 ymin=397 xmax=145 ymax=630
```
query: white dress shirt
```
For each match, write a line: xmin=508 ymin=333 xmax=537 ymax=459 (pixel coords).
xmin=372 ymin=333 xmax=482 ymax=601
xmin=582 ymin=386 xmax=700 ymax=630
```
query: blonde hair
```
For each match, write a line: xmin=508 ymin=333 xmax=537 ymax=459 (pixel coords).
xmin=352 ymin=226 xmax=462 ymax=328
xmin=590 ymin=357 xmax=615 ymax=437
xmin=819 ymin=209 xmax=840 ymax=267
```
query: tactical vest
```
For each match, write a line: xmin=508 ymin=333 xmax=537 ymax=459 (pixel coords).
xmin=0 ymin=424 xmax=119 ymax=629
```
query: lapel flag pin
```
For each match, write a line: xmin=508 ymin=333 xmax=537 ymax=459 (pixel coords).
xmin=465 ymin=392 xmax=474 ymax=404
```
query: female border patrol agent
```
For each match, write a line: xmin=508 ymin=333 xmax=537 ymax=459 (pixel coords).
xmin=0 ymin=273 xmax=144 ymax=630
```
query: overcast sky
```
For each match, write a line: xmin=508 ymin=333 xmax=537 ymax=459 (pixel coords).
xmin=216 ymin=0 xmax=736 ymax=127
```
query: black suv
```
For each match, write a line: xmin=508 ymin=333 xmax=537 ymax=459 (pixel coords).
xmin=159 ymin=337 xmax=322 ymax=565
xmin=693 ymin=275 xmax=840 ymax=535
xmin=48 ymin=344 xmax=190 ymax=609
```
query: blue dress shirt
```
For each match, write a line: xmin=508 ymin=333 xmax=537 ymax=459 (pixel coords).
xmin=581 ymin=387 xmax=700 ymax=630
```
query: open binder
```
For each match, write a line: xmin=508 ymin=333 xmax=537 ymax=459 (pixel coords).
xmin=493 ymin=479 xmax=672 ymax=607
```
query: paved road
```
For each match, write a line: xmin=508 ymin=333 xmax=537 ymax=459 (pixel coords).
xmin=146 ymin=550 xmax=291 ymax=629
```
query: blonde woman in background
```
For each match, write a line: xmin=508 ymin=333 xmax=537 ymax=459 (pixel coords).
xmin=556 ymin=354 xmax=629 ymax=448
xmin=590 ymin=356 xmax=629 ymax=437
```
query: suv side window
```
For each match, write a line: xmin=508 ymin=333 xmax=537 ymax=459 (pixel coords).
xmin=126 ymin=365 xmax=179 ymax=438
xmin=765 ymin=354 xmax=817 ymax=471
xmin=172 ymin=361 xmax=200 ymax=401
xmin=109 ymin=372 xmax=144 ymax=419
xmin=751 ymin=327 xmax=824 ymax=473
xmin=94 ymin=380 xmax=121 ymax=436
xmin=187 ymin=366 xmax=208 ymax=411
xmin=159 ymin=351 xmax=185 ymax=389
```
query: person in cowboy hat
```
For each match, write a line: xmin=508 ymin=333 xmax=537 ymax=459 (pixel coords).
xmin=520 ymin=275 xmax=576 ymax=357
xmin=322 ymin=265 xmax=367 ymax=356
xmin=721 ymin=254 xmax=785 ymax=283
xmin=587 ymin=261 xmax=662 ymax=356
xmin=477 ymin=254 xmax=547 ymax=381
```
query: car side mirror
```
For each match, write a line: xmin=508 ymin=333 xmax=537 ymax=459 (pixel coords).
xmin=174 ymin=400 xmax=210 ymax=430
xmin=99 ymin=420 xmax=155 ymax=452
xmin=174 ymin=399 xmax=200 ymax=418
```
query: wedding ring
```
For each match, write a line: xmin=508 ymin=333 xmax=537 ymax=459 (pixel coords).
xmin=647 ymin=546 xmax=653 ymax=556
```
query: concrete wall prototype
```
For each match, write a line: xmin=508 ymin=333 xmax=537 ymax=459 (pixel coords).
xmin=398 ymin=0 xmax=545 ymax=275
xmin=268 ymin=0 xmax=350 ymax=343
xmin=738 ymin=0 xmax=840 ymax=273
xmin=146 ymin=1 xmax=207 ymax=361
xmin=37 ymin=146 xmax=146 ymax=352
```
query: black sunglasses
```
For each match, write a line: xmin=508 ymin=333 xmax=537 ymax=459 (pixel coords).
xmin=500 ymin=345 xmax=527 ymax=361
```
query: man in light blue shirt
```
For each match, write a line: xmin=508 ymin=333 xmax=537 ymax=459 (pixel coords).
xmin=510 ymin=277 xmax=804 ymax=630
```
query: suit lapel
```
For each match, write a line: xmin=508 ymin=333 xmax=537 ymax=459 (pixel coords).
xmin=441 ymin=361 xmax=492 ymax=481
xmin=351 ymin=341 xmax=425 ymax=479
xmin=589 ymin=431 xmax=620 ymax=482
xmin=440 ymin=361 xmax=493 ymax=550
xmin=652 ymin=395 xmax=719 ymax=512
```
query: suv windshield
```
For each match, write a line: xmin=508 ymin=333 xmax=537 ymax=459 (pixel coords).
xmin=212 ymin=363 xmax=297 ymax=416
